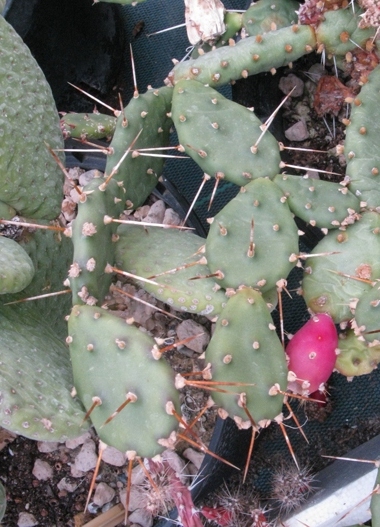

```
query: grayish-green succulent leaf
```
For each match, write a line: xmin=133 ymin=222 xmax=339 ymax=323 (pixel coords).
xmin=0 ymin=481 xmax=5 ymax=522
xmin=0 ymin=305 xmax=89 ymax=441
xmin=0 ymin=16 xmax=64 ymax=219
xmin=0 ymin=237 xmax=34 ymax=294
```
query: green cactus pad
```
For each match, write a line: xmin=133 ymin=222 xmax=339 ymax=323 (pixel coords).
xmin=0 ymin=16 xmax=64 ymax=219
xmin=192 ymin=12 xmax=243 ymax=58
xmin=273 ymin=174 xmax=360 ymax=229
xmin=69 ymin=175 xmax=125 ymax=306
xmin=335 ymin=329 xmax=380 ymax=377
xmin=242 ymin=0 xmax=299 ymax=37
xmin=352 ymin=283 xmax=380 ymax=346
xmin=0 ymin=305 xmax=89 ymax=441
xmin=60 ymin=112 xmax=117 ymax=140
xmin=316 ymin=7 xmax=375 ymax=57
xmin=205 ymin=178 xmax=299 ymax=292
xmin=302 ymin=211 xmax=380 ymax=323
xmin=105 ymin=87 xmax=173 ymax=210
xmin=167 ymin=24 xmax=316 ymax=87
xmin=0 ymin=236 xmax=34 ymax=294
xmin=68 ymin=305 xmax=180 ymax=457
xmin=1 ymin=225 xmax=73 ymax=338
xmin=345 ymin=64 xmax=380 ymax=209
xmin=0 ymin=201 xmax=17 ymax=220
xmin=204 ymin=287 xmax=287 ymax=425
xmin=171 ymin=79 xmax=281 ymax=186
xmin=115 ymin=224 xmax=227 ymax=316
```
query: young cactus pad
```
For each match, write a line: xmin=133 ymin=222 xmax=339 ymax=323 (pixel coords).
xmin=205 ymin=178 xmax=299 ymax=292
xmin=335 ymin=329 xmax=380 ymax=377
xmin=204 ymin=287 xmax=288 ymax=426
xmin=242 ymin=0 xmax=299 ymax=37
xmin=115 ymin=224 xmax=227 ymax=316
xmin=352 ymin=284 xmax=380 ymax=346
xmin=69 ymin=175 xmax=125 ymax=307
xmin=315 ymin=6 xmax=376 ymax=57
xmin=60 ymin=112 xmax=117 ymax=140
xmin=171 ymin=79 xmax=281 ymax=186
xmin=105 ymin=86 xmax=173 ymax=210
xmin=68 ymin=305 xmax=180 ymax=457
xmin=273 ymin=174 xmax=360 ymax=230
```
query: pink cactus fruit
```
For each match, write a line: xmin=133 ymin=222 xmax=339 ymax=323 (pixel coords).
xmin=286 ymin=313 xmax=338 ymax=395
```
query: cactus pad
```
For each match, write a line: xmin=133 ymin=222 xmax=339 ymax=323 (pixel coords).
xmin=68 ymin=305 xmax=180 ymax=457
xmin=204 ymin=287 xmax=287 ymax=426
xmin=0 ymin=236 xmax=34 ymax=294
xmin=205 ymin=178 xmax=299 ymax=292
xmin=115 ymin=224 xmax=227 ymax=316
xmin=0 ymin=16 xmax=64 ymax=219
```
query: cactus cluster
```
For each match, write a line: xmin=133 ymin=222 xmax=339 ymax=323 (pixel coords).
xmin=2 ymin=0 xmax=380 ymax=524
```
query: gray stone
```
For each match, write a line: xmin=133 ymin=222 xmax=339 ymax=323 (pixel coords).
xmin=279 ymin=73 xmax=304 ymax=97
xmin=74 ymin=439 xmax=98 ymax=472
xmin=285 ymin=120 xmax=309 ymax=142
xmin=17 ymin=512 xmax=38 ymax=527
xmin=176 ymin=319 xmax=210 ymax=353
xmin=32 ymin=459 xmax=53 ymax=481
xmin=93 ymin=482 xmax=115 ymax=507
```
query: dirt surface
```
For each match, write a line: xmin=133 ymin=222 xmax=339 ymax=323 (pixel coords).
xmin=2 ymin=41 xmax=380 ymax=527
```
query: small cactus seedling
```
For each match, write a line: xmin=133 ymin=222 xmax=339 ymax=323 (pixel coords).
xmin=286 ymin=313 xmax=339 ymax=395
xmin=270 ymin=461 xmax=316 ymax=515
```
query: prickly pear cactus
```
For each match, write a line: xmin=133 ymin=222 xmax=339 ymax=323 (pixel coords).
xmin=68 ymin=305 xmax=180 ymax=457
xmin=0 ymin=15 xmax=64 ymax=219
xmin=0 ymin=236 xmax=34 ymax=294
xmin=344 ymin=64 xmax=380 ymax=208
xmin=302 ymin=212 xmax=380 ymax=323
xmin=115 ymin=224 xmax=228 ymax=316
xmin=172 ymin=79 xmax=281 ymax=186
xmin=203 ymin=287 xmax=287 ymax=426
xmin=0 ymin=304 xmax=88 ymax=440
xmin=242 ymin=0 xmax=299 ymax=36
xmin=205 ymin=178 xmax=299 ymax=292
xmin=105 ymin=86 xmax=173 ymax=210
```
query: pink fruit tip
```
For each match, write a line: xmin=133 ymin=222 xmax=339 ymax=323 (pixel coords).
xmin=286 ymin=313 xmax=338 ymax=395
